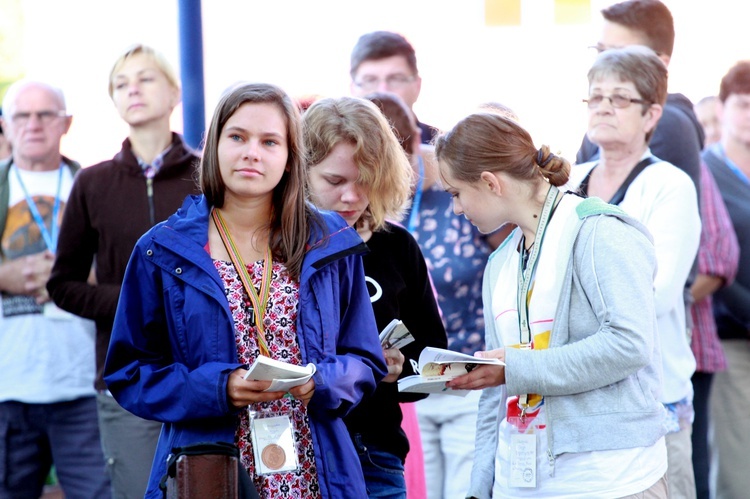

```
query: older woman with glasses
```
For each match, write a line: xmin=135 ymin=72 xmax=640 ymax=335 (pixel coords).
xmin=568 ymin=45 xmax=701 ymax=498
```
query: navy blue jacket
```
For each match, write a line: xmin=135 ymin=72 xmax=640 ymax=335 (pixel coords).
xmin=104 ymin=195 xmax=386 ymax=498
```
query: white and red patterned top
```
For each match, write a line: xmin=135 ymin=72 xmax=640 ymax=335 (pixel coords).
xmin=215 ymin=258 xmax=321 ymax=499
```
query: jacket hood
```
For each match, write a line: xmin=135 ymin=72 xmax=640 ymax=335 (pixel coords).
xmin=113 ymin=132 xmax=198 ymax=179
xmin=156 ymin=195 xmax=367 ymax=278
xmin=575 ymin=195 xmax=654 ymax=244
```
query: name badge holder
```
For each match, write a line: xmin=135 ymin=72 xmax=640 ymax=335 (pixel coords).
xmin=506 ymin=185 xmax=559 ymax=489
xmin=249 ymin=410 xmax=299 ymax=475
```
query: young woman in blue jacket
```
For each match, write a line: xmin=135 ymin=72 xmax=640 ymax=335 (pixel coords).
xmin=103 ymin=82 xmax=387 ymax=499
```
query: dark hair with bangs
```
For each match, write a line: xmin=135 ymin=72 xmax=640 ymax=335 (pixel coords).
xmin=719 ymin=61 xmax=750 ymax=103
xmin=602 ymin=0 xmax=675 ymax=57
xmin=350 ymin=31 xmax=418 ymax=78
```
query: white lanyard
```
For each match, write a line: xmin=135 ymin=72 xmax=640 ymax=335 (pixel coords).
xmin=516 ymin=185 xmax=559 ymax=415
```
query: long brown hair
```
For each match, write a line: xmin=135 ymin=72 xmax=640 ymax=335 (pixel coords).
xmin=435 ymin=112 xmax=570 ymax=188
xmin=199 ymin=82 xmax=318 ymax=280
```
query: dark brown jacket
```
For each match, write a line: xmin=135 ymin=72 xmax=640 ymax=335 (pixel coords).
xmin=48 ymin=133 xmax=200 ymax=389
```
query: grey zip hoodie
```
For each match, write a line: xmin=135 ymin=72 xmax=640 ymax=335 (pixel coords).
xmin=468 ymin=196 xmax=666 ymax=499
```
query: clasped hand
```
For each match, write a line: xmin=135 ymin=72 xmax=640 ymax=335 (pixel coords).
xmin=227 ymin=368 xmax=315 ymax=408
xmin=1 ymin=250 xmax=54 ymax=303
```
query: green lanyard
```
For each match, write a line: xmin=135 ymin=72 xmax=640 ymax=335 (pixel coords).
xmin=516 ymin=185 xmax=559 ymax=416
xmin=212 ymin=208 xmax=272 ymax=358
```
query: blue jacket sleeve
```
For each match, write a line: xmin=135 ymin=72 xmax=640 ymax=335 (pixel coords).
xmin=307 ymin=254 xmax=387 ymax=418
xmin=104 ymin=242 xmax=241 ymax=423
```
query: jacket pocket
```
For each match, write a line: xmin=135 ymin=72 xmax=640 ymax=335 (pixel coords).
xmin=162 ymin=280 xmax=189 ymax=363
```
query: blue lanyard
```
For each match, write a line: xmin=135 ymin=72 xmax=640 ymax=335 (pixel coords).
xmin=407 ymin=155 xmax=425 ymax=233
xmin=715 ymin=144 xmax=750 ymax=186
xmin=13 ymin=164 xmax=64 ymax=253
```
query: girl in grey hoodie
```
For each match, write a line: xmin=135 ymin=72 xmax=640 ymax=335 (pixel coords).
xmin=436 ymin=112 xmax=668 ymax=499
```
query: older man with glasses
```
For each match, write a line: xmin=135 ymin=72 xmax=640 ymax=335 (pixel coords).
xmin=0 ymin=79 xmax=110 ymax=498
xmin=349 ymin=30 xmax=439 ymax=145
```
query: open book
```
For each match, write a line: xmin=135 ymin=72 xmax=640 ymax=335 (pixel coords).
xmin=243 ymin=356 xmax=316 ymax=392
xmin=379 ymin=319 xmax=414 ymax=350
xmin=397 ymin=347 xmax=504 ymax=396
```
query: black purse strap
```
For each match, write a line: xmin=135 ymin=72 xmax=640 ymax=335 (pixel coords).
xmin=579 ymin=156 xmax=657 ymax=205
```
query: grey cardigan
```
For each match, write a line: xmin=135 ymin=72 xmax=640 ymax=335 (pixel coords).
xmin=468 ymin=196 xmax=666 ymax=499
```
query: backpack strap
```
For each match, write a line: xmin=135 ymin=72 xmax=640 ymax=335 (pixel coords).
xmin=579 ymin=156 xmax=657 ymax=206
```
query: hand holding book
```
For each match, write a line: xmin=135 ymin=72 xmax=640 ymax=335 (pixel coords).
xmin=397 ymin=347 xmax=505 ymax=396
xmin=379 ymin=319 xmax=414 ymax=350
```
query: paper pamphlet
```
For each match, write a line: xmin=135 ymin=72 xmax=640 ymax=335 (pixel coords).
xmin=397 ymin=347 xmax=504 ymax=396
xmin=243 ymin=356 xmax=316 ymax=392
xmin=379 ymin=319 xmax=414 ymax=350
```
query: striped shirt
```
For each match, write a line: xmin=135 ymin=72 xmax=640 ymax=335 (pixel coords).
xmin=690 ymin=162 xmax=739 ymax=372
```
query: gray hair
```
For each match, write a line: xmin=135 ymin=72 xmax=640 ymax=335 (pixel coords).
xmin=587 ymin=45 xmax=667 ymax=107
xmin=2 ymin=79 xmax=67 ymax=116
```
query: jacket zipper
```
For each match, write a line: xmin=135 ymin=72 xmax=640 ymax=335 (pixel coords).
xmin=147 ymin=177 xmax=155 ymax=226
xmin=547 ymin=448 xmax=555 ymax=476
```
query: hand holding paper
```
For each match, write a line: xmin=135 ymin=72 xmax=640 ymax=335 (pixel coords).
xmin=379 ymin=319 xmax=415 ymax=350
xmin=398 ymin=347 xmax=505 ymax=396
xmin=243 ymin=356 xmax=317 ymax=392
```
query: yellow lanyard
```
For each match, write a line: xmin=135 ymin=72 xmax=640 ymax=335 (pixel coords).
xmin=212 ymin=208 xmax=272 ymax=357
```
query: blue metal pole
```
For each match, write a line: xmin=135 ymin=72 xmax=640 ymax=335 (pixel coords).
xmin=177 ymin=0 xmax=205 ymax=149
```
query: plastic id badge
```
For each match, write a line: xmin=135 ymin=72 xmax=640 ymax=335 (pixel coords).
xmin=249 ymin=413 xmax=299 ymax=475
xmin=509 ymin=433 xmax=537 ymax=488
xmin=504 ymin=414 xmax=540 ymax=489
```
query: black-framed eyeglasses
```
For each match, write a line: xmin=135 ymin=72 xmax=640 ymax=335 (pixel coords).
xmin=353 ymin=74 xmax=416 ymax=92
xmin=11 ymin=110 xmax=68 ymax=127
xmin=582 ymin=94 xmax=650 ymax=109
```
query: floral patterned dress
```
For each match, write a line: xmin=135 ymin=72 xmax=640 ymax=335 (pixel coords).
xmin=215 ymin=259 xmax=321 ymax=498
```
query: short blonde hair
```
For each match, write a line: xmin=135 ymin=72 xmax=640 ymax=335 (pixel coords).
xmin=108 ymin=44 xmax=179 ymax=98
xmin=303 ymin=97 xmax=413 ymax=232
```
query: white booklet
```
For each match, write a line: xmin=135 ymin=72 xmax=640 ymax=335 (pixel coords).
xmin=397 ymin=347 xmax=504 ymax=396
xmin=379 ymin=319 xmax=414 ymax=350
xmin=243 ymin=356 xmax=316 ymax=392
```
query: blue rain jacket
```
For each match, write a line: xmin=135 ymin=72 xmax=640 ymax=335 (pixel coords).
xmin=104 ymin=195 xmax=386 ymax=498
